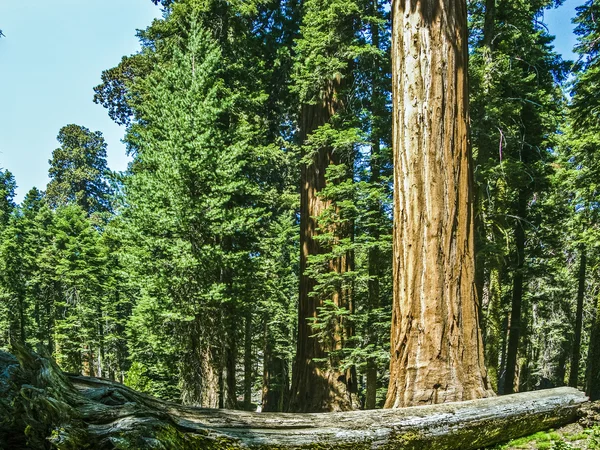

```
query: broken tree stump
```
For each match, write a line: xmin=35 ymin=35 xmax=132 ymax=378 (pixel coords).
xmin=0 ymin=347 xmax=589 ymax=449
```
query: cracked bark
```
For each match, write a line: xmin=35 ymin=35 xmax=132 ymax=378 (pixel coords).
xmin=386 ymin=0 xmax=493 ymax=408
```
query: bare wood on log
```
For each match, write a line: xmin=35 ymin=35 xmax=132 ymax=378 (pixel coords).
xmin=0 ymin=348 xmax=590 ymax=449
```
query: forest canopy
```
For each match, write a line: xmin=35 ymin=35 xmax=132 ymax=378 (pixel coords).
xmin=1 ymin=0 xmax=599 ymax=423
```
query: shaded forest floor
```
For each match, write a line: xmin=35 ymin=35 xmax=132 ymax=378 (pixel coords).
xmin=488 ymin=424 xmax=600 ymax=450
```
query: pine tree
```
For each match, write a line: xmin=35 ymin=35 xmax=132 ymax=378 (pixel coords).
xmin=469 ymin=0 xmax=568 ymax=394
xmin=288 ymin=0 xmax=366 ymax=414
xmin=46 ymin=124 xmax=112 ymax=215
xmin=116 ymin=1 xmax=296 ymax=407
xmin=568 ymin=0 xmax=600 ymax=401
xmin=0 ymin=169 xmax=16 ymax=229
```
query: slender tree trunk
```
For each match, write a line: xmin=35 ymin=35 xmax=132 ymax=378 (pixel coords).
xmin=569 ymin=246 xmax=586 ymax=388
xmin=586 ymin=294 xmax=600 ymax=401
xmin=475 ymin=0 xmax=496 ymax=369
xmin=289 ymin=79 xmax=357 ymax=412
xmin=484 ymin=266 xmax=503 ymax=391
xmin=366 ymin=209 xmax=380 ymax=409
xmin=504 ymin=192 xmax=527 ymax=395
xmin=365 ymin=0 xmax=383 ymax=411
xmin=483 ymin=0 xmax=496 ymax=50
xmin=18 ymin=292 xmax=26 ymax=344
xmin=262 ymin=324 xmax=289 ymax=413
xmin=385 ymin=0 xmax=492 ymax=408
xmin=244 ymin=311 xmax=253 ymax=410
xmin=555 ymin=347 xmax=568 ymax=387
xmin=225 ymin=325 xmax=237 ymax=409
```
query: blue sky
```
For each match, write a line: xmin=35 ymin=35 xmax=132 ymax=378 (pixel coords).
xmin=0 ymin=0 xmax=584 ymax=202
xmin=0 ymin=1 xmax=162 ymax=202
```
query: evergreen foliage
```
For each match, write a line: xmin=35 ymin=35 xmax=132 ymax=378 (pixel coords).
xmin=1 ymin=0 xmax=599 ymax=416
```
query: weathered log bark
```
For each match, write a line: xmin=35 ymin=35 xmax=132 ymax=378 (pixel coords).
xmin=0 ymin=348 xmax=589 ymax=450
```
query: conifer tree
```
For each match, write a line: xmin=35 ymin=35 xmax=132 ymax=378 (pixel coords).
xmin=288 ymin=0 xmax=367 ymax=413
xmin=116 ymin=0 xmax=296 ymax=407
xmin=469 ymin=0 xmax=567 ymax=394
xmin=46 ymin=124 xmax=112 ymax=215
xmin=569 ymin=0 xmax=600 ymax=400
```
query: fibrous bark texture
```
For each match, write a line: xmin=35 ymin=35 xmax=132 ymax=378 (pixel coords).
xmin=0 ymin=348 xmax=588 ymax=450
xmin=289 ymin=83 xmax=357 ymax=413
xmin=386 ymin=0 xmax=493 ymax=408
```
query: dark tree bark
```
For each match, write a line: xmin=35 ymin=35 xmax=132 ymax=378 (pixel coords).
xmin=289 ymin=74 xmax=357 ymax=411
xmin=262 ymin=323 xmax=289 ymax=412
xmin=386 ymin=0 xmax=493 ymax=408
xmin=503 ymin=191 xmax=527 ymax=395
xmin=586 ymin=296 xmax=600 ymax=401
xmin=0 ymin=347 xmax=589 ymax=450
xmin=483 ymin=0 xmax=496 ymax=50
xmin=244 ymin=311 xmax=253 ymax=410
xmin=569 ymin=246 xmax=586 ymax=388
xmin=365 ymin=0 xmax=385 ymax=411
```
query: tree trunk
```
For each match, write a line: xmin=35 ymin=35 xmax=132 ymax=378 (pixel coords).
xmin=386 ymin=0 xmax=492 ymax=408
xmin=289 ymin=75 xmax=357 ymax=412
xmin=365 ymin=0 xmax=383 ymax=411
xmin=262 ymin=340 xmax=289 ymax=412
xmin=569 ymin=246 xmax=586 ymax=388
xmin=0 ymin=348 xmax=588 ymax=450
xmin=244 ymin=311 xmax=253 ymax=410
xmin=503 ymin=191 xmax=527 ymax=395
xmin=484 ymin=266 xmax=503 ymax=391
xmin=180 ymin=317 xmax=220 ymax=408
xmin=586 ymin=295 xmax=600 ymax=401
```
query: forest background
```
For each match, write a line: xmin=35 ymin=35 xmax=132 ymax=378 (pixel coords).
xmin=1 ymin=0 xmax=600 ymax=412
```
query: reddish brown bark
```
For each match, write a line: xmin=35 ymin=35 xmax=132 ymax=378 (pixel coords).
xmin=385 ymin=0 xmax=493 ymax=408
xmin=288 ymin=79 xmax=357 ymax=413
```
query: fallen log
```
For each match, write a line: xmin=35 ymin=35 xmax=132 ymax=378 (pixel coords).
xmin=0 ymin=347 xmax=589 ymax=449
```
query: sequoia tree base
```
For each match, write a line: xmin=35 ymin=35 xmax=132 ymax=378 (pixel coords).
xmin=0 ymin=347 xmax=589 ymax=449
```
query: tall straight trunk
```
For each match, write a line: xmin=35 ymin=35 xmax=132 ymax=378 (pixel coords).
xmin=503 ymin=192 xmax=527 ymax=395
xmin=243 ymin=311 xmax=252 ymax=410
xmin=180 ymin=316 xmax=220 ymax=408
xmin=475 ymin=0 xmax=496 ymax=356
xmin=262 ymin=319 xmax=289 ymax=412
xmin=365 ymin=154 xmax=381 ymax=410
xmin=18 ymin=292 xmax=26 ymax=345
xmin=365 ymin=0 xmax=383 ymax=411
xmin=385 ymin=0 xmax=492 ymax=408
xmin=586 ymin=295 xmax=600 ymax=401
xmin=484 ymin=266 xmax=503 ymax=391
xmin=569 ymin=246 xmax=586 ymax=388
xmin=289 ymin=79 xmax=357 ymax=413
xmin=483 ymin=0 xmax=496 ymax=50
xmin=225 ymin=323 xmax=237 ymax=409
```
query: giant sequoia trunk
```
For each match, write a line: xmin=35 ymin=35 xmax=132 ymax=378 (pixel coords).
xmin=289 ymin=81 xmax=357 ymax=412
xmin=0 ymin=348 xmax=590 ymax=450
xmin=386 ymin=0 xmax=492 ymax=408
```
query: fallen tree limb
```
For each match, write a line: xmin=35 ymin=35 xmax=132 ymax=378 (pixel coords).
xmin=0 ymin=347 xmax=589 ymax=449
